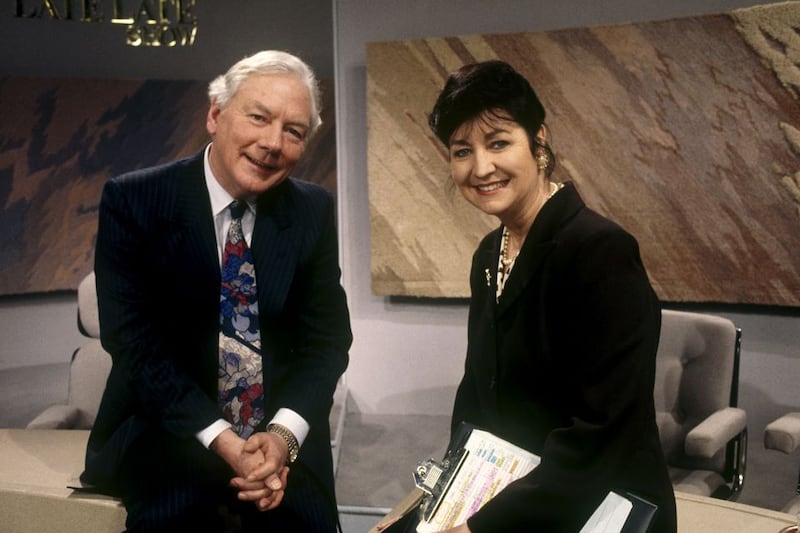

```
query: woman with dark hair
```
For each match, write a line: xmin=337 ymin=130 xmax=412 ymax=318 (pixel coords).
xmin=427 ymin=60 xmax=677 ymax=532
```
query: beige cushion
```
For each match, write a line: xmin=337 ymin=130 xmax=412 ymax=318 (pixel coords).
xmin=78 ymin=271 xmax=100 ymax=339
xmin=783 ymin=495 xmax=800 ymax=516
xmin=764 ymin=412 xmax=800 ymax=455
xmin=26 ymin=273 xmax=110 ymax=430
xmin=27 ymin=340 xmax=111 ymax=430
xmin=26 ymin=405 xmax=81 ymax=430
xmin=670 ymin=467 xmax=727 ymax=496
xmin=66 ymin=339 xmax=112 ymax=428
xmin=685 ymin=407 xmax=746 ymax=459
xmin=0 ymin=429 xmax=125 ymax=532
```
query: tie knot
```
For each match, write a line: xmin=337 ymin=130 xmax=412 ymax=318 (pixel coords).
xmin=229 ymin=200 xmax=247 ymax=221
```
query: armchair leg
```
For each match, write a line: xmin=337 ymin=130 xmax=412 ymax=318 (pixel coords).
xmin=796 ymin=463 xmax=800 ymax=496
xmin=715 ymin=428 xmax=747 ymax=500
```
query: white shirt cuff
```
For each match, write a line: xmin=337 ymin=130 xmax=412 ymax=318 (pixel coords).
xmin=270 ymin=408 xmax=309 ymax=448
xmin=196 ymin=409 xmax=309 ymax=449
xmin=196 ymin=419 xmax=232 ymax=449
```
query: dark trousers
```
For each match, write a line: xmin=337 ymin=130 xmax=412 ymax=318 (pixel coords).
xmin=120 ymin=432 xmax=337 ymax=532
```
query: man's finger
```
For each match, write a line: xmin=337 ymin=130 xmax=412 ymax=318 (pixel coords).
xmin=246 ymin=456 xmax=282 ymax=481
xmin=257 ymin=489 xmax=284 ymax=511
xmin=230 ymin=476 xmax=264 ymax=491
xmin=238 ymin=486 xmax=272 ymax=502
xmin=266 ymin=473 xmax=283 ymax=491
xmin=271 ymin=488 xmax=285 ymax=508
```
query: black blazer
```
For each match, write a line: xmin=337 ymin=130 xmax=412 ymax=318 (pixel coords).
xmin=82 ymin=150 xmax=352 ymax=512
xmin=453 ymin=183 xmax=676 ymax=533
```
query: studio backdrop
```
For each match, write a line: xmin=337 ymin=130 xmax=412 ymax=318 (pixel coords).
xmin=366 ymin=1 xmax=800 ymax=307
xmin=0 ymin=78 xmax=336 ymax=296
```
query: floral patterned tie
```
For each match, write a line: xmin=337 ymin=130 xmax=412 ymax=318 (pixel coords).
xmin=218 ymin=201 xmax=264 ymax=438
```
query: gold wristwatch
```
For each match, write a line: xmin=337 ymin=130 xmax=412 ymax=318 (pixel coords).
xmin=267 ymin=423 xmax=299 ymax=464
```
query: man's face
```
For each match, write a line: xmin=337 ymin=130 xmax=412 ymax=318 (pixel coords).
xmin=206 ymin=73 xmax=311 ymax=201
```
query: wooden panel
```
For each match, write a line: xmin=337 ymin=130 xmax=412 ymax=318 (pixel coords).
xmin=0 ymin=77 xmax=336 ymax=295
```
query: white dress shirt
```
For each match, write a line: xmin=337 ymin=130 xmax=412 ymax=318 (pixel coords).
xmin=195 ymin=143 xmax=310 ymax=449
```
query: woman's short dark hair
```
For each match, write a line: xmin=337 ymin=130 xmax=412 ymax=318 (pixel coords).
xmin=428 ymin=60 xmax=555 ymax=175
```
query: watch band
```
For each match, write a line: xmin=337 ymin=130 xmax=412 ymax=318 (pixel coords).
xmin=267 ymin=423 xmax=299 ymax=464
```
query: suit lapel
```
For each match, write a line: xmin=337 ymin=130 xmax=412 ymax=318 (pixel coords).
xmin=496 ymin=241 xmax=555 ymax=317
xmin=474 ymin=238 xmax=501 ymax=410
xmin=249 ymin=181 xmax=298 ymax=404
xmin=252 ymin=180 xmax=296 ymax=318
xmin=167 ymin=153 xmax=220 ymax=292
xmin=495 ymin=182 xmax=583 ymax=316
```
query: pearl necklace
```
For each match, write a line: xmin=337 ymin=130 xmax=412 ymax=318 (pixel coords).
xmin=496 ymin=181 xmax=562 ymax=301
xmin=499 ymin=181 xmax=562 ymax=269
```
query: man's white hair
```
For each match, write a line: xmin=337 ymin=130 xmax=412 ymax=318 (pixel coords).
xmin=208 ymin=50 xmax=322 ymax=137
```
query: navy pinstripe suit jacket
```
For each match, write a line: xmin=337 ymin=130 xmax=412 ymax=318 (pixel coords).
xmin=82 ymin=149 xmax=351 ymax=523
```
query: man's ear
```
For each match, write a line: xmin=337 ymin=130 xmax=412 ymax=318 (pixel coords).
xmin=206 ymin=103 xmax=221 ymax=136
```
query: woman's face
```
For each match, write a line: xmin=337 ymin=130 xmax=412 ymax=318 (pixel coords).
xmin=448 ymin=112 xmax=547 ymax=226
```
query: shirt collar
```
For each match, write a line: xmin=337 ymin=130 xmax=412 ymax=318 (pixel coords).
xmin=204 ymin=143 xmax=256 ymax=217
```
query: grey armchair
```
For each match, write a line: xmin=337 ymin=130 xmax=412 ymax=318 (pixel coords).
xmin=27 ymin=272 xmax=111 ymax=429
xmin=654 ymin=309 xmax=747 ymax=499
xmin=764 ymin=412 xmax=800 ymax=515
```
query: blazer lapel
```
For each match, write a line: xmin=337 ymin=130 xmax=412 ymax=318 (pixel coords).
xmin=496 ymin=182 xmax=583 ymax=316
xmin=158 ymin=152 xmax=220 ymax=297
xmin=248 ymin=181 xmax=299 ymax=407
xmin=251 ymin=181 xmax=296 ymax=318
xmin=496 ymin=242 xmax=554 ymax=316
xmin=176 ymin=152 xmax=220 ymax=285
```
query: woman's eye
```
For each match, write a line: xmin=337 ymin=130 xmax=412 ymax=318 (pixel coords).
xmin=250 ymin=114 xmax=265 ymax=122
xmin=490 ymin=140 xmax=509 ymax=150
xmin=452 ymin=148 xmax=470 ymax=158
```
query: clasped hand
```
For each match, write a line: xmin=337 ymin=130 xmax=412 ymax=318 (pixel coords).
xmin=214 ymin=429 xmax=290 ymax=511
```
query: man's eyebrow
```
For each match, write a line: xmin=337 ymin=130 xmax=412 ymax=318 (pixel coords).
xmin=248 ymin=101 xmax=309 ymax=131
xmin=247 ymin=101 xmax=273 ymax=117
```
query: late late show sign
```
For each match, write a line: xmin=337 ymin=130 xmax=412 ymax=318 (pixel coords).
xmin=14 ymin=0 xmax=198 ymax=47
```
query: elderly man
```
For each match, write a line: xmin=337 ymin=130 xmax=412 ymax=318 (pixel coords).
xmin=81 ymin=50 xmax=352 ymax=532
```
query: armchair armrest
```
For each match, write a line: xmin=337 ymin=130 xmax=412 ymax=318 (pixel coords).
xmin=685 ymin=407 xmax=747 ymax=459
xmin=764 ymin=412 xmax=800 ymax=454
xmin=26 ymin=405 xmax=81 ymax=429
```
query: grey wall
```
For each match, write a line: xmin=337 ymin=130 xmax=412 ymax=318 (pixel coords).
xmin=332 ymin=0 xmax=800 ymax=427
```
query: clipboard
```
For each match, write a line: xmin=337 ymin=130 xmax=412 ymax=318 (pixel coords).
xmin=620 ymin=492 xmax=659 ymax=533
xmin=408 ymin=424 xmax=541 ymax=532
xmin=375 ymin=423 xmax=658 ymax=533
xmin=374 ymin=423 xmax=537 ymax=533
